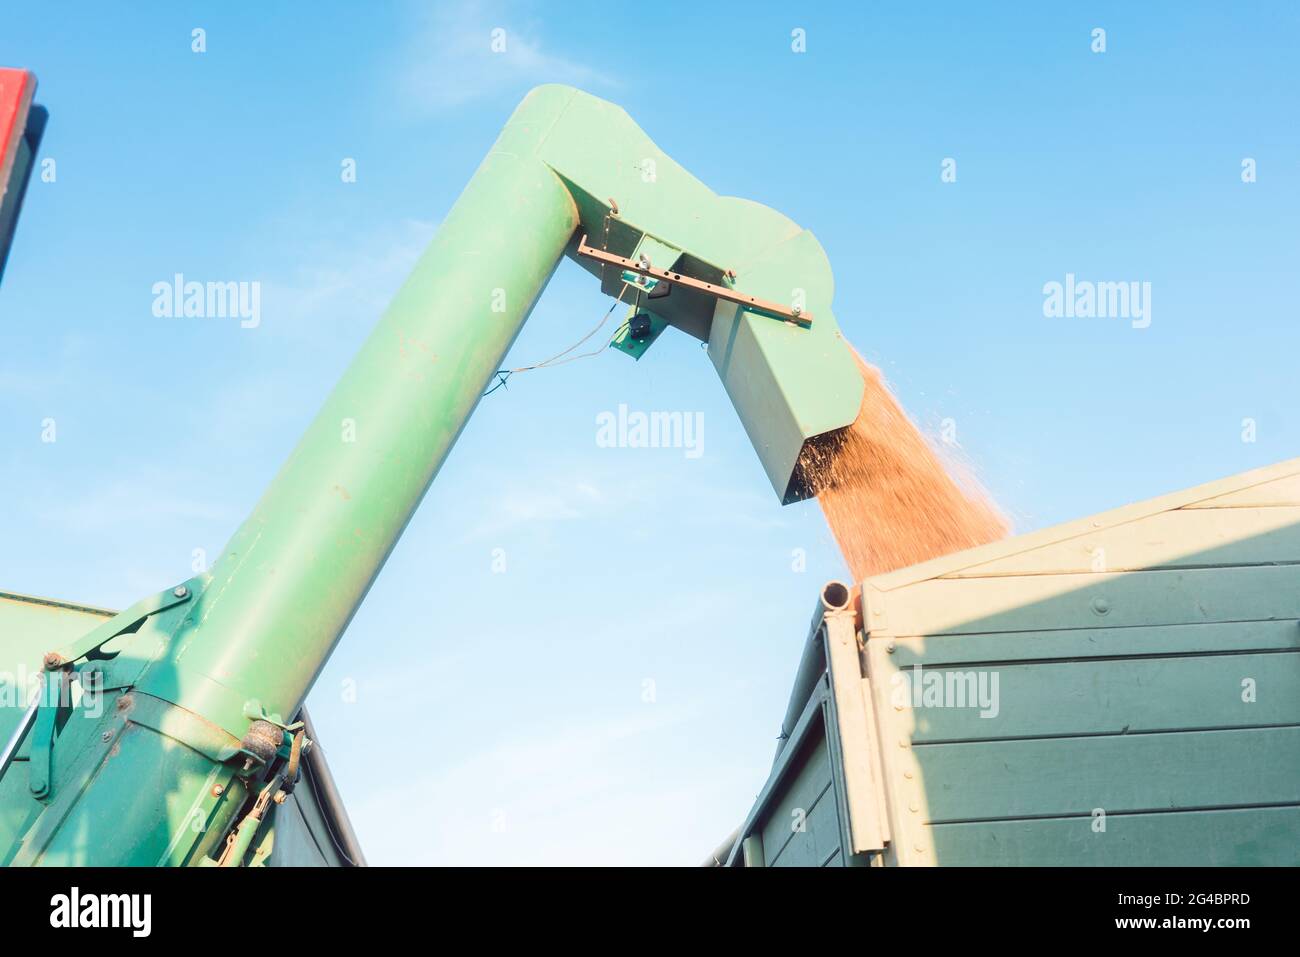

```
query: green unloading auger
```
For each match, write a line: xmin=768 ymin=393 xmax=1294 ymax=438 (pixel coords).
xmin=0 ymin=85 xmax=863 ymax=865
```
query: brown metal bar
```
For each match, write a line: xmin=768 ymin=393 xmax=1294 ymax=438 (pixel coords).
xmin=576 ymin=235 xmax=813 ymax=326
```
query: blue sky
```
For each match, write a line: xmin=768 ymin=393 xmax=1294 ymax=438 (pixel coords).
xmin=0 ymin=2 xmax=1296 ymax=864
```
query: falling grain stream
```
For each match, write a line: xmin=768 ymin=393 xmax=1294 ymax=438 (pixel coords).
xmin=800 ymin=352 xmax=1009 ymax=581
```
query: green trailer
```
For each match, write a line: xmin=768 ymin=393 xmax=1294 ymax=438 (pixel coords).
xmin=716 ymin=458 xmax=1300 ymax=866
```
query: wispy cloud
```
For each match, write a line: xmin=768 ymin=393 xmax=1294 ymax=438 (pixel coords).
xmin=399 ymin=0 xmax=614 ymax=112
xmin=35 ymin=468 xmax=241 ymax=533
xmin=346 ymin=702 xmax=716 ymax=865
xmin=257 ymin=218 xmax=437 ymax=339
xmin=455 ymin=465 xmax=793 ymax=545
xmin=457 ymin=473 xmax=607 ymax=543
xmin=0 ymin=333 xmax=98 ymax=400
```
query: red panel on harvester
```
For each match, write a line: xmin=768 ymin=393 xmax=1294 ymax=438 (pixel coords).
xmin=0 ymin=69 xmax=35 ymax=199
xmin=0 ymin=68 xmax=39 ymax=285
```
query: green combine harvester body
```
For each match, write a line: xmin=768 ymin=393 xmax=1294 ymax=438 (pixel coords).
xmin=0 ymin=594 xmax=361 ymax=866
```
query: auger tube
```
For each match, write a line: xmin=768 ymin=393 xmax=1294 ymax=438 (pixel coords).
xmin=8 ymin=85 xmax=864 ymax=865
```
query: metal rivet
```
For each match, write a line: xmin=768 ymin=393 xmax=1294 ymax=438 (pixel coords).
xmin=1091 ymin=597 xmax=1110 ymax=615
xmin=903 ymin=771 xmax=913 ymax=780
xmin=101 ymin=731 xmax=112 ymax=742
xmin=909 ymin=803 xmax=919 ymax=813
xmin=173 ymin=585 xmax=189 ymax=599
xmin=886 ymin=643 xmax=896 ymax=654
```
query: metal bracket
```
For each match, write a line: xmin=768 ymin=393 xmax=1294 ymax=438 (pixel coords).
xmin=577 ymin=234 xmax=813 ymax=327
xmin=611 ymin=304 xmax=667 ymax=360
xmin=25 ymin=671 xmax=68 ymax=800
xmin=18 ymin=580 xmax=197 ymax=800
xmin=241 ymin=698 xmax=304 ymax=734
xmin=44 ymin=581 xmax=195 ymax=669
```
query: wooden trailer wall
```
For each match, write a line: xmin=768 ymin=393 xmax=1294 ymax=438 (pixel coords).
xmin=732 ymin=458 xmax=1300 ymax=866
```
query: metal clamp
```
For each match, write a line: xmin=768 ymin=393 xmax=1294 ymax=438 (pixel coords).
xmin=12 ymin=581 xmax=197 ymax=800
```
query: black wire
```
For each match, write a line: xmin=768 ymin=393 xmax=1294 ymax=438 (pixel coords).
xmin=480 ymin=282 xmax=635 ymax=399
xmin=481 ymin=371 xmax=511 ymax=397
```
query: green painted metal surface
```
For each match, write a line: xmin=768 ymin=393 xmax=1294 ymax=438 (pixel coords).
xmin=863 ymin=461 xmax=1300 ymax=866
xmin=530 ymin=88 xmax=863 ymax=500
xmin=926 ymin=808 xmax=1300 ymax=866
xmin=135 ymin=92 xmax=581 ymax=744
xmin=724 ymin=459 xmax=1300 ymax=866
xmin=0 ymin=85 xmax=864 ymax=865
xmin=0 ymin=594 xmax=357 ymax=865
xmin=759 ymin=723 xmax=844 ymax=867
